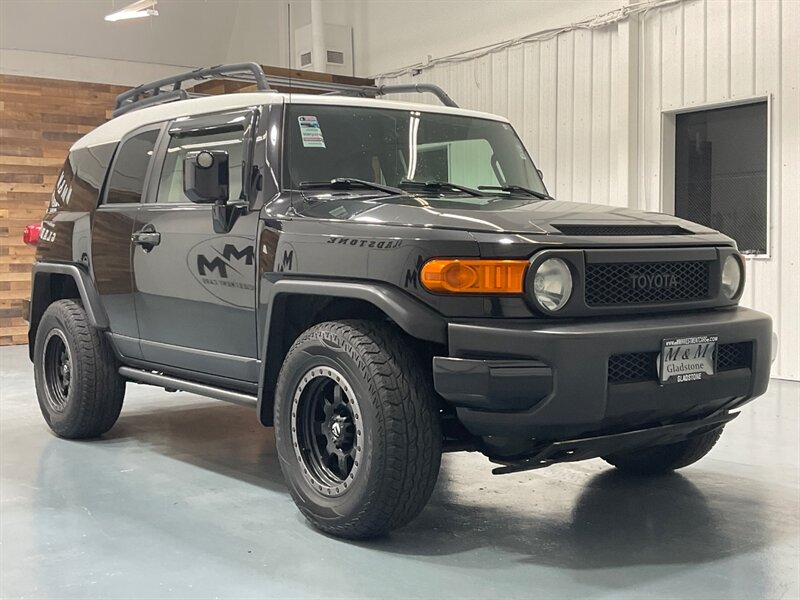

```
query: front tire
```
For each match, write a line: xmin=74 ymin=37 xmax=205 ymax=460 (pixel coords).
xmin=603 ymin=426 xmax=725 ymax=475
xmin=274 ymin=320 xmax=441 ymax=539
xmin=33 ymin=299 xmax=125 ymax=439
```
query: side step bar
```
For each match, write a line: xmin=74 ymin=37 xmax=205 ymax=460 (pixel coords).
xmin=119 ymin=367 xmax=257 ymax=408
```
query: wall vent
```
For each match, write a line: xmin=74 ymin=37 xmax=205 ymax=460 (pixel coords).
xmin=326 ymin=50 xmax=345 ymax=65
xmin=294 ymin=23 xmax=354 ymax=75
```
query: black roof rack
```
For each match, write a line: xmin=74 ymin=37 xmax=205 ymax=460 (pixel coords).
xmin=113 ymin=63 xmax=459 ymax=118
xmin=322 ymin=82 xmax=458 ymax=108
xmin=377 ymin=84 xmax=458 ymax=108
xmin=113 ymin=62 xmax=270 ymax=117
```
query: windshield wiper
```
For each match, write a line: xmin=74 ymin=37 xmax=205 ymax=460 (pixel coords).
xmin=299 ymin=178 xmax=404 ymax=196
xmin=399 ymin=179 xmax=486 ymax=198
xmin=478 ymin=185 xmax=552 ymax=200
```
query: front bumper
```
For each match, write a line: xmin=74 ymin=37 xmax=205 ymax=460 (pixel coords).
xmin=433 ymin=307 xmax=772 ymax=439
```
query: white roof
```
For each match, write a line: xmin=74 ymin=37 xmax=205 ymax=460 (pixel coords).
xmin=72 ymin=92 xmax=510 ymax=151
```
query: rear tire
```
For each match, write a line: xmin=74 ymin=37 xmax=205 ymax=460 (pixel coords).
xmin=274 ymin=320 xmax=441 ymax=539
xmin=603 ymin=426 xmax=724 ymax=475
xmin=33 ymin=299 xmax=125 ymax=439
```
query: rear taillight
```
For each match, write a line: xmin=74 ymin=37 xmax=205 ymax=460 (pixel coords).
xmin=23 ymin=222 xmax=41 ymax=246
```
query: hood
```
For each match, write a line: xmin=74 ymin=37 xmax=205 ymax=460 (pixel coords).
xmin=294 ymin=194 xmax=716 ymax=235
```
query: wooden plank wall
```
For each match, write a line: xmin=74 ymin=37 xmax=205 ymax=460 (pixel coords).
xmin=0 ymin=75 xmax=126 ymax=346
xmin=0 ymin=68 xmax=374 ymax=346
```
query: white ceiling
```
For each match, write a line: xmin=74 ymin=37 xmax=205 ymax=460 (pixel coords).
xmin=0 ymin=0 xmax=626 ymax=80
xmin=0 ymin=0 xmax=287 ymax=69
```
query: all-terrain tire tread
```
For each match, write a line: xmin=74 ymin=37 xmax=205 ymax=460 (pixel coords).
xmin=275 ymin=320 xmax=441 ymax=539
xmin=34 ymin=299 xmax=125 ymax=439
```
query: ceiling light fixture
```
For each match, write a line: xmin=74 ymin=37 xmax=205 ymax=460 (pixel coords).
xmin=105 ymin=0 xmax=158 ymax=22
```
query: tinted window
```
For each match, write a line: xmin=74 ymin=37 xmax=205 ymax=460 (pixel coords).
xmin=415 ymin=138 xmax=502 ymax=188
xmin=675 ymin=102 xmax=768 ymax=254
xmin=157 ymin=128 xmax=245 ymax=204
xmin=283 ymin=104 xmax=544 ymax=195
xmin=105 ymin=129 xmax=159 ymax=204
xmin=74 ymin=142 xmax=116 ymax=193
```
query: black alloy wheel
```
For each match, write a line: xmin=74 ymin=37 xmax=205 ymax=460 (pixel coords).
xmin=291 ymin=366 xmax=363 ymax=496
xmin=42 ymin=329 xmax=72 ymax=412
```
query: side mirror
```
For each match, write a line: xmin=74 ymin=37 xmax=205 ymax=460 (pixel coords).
xmin=183 ymin=150 xmax=229 ymax=204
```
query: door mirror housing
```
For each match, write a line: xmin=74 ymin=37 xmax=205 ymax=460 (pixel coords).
xmin=183 ymin=150 xmax=229 ymax=204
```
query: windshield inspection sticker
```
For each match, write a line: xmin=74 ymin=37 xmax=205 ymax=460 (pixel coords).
xmin=298 ymin=115 xmax=326 ymax=148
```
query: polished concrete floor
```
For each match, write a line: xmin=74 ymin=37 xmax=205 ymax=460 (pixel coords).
xmin=1 ymin=344 xmax=798 ymax=599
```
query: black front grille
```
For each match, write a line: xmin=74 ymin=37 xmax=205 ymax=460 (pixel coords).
xmin=585 ymin=261 xmax=711 ymax=306
xmin=608 ymin=352 xmax=658 ymax=383
xmin=553 ymin=224 xmax=691 ymax=236
xmin=608 ymin=342 xmax=753 ymax=384
xmin=717 ymin=342 xmax=752 ymax=371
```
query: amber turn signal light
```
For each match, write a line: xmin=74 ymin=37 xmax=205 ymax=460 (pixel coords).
xmin=420 ymin=259 xmax=528 ymax=294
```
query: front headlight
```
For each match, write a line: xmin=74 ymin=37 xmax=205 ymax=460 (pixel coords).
xmin=721 ymin=255 xmax=743 ymax=299
xmin=533 ymin=258 xmax=573 ymax=311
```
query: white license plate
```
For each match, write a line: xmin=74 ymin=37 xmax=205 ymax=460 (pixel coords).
xmin=659 ymin=335 xmax=718 ymax=384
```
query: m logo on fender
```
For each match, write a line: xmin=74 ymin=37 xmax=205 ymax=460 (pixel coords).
xmin=404 ymin=255 xmax=425 ymax=289
xmin=277 ymin=249 xmax=294 ymax=272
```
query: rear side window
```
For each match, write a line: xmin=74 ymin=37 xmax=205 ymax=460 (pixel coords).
xmin=157 ymin=128 xmax=245 ymax=204
xmin=105 ymin=129 xmax=159 ymax=204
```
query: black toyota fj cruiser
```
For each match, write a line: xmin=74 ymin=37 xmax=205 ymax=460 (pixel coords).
xmin=25 ymin=64 xmax=774 ymax=539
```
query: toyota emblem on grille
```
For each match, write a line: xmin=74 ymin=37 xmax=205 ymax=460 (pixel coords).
xmin=630 ymin=272 xmax=678 ymax=291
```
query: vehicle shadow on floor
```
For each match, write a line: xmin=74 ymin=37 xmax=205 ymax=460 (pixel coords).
xmin=93 ymin=400 xmax=778 ymax=570
xmin=369 ymin=467 xmax=778 ymax=570
xmin=100 ymin=400 xmax=287 ymax=493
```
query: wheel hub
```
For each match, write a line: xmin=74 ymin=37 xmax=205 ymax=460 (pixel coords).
xmin=328 ymin=414 xmax=354 ymax=449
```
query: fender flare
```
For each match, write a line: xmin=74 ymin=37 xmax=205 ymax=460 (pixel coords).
xmin=255 ymin=278 xmax=447 ymax=423
xmin=28 ymin=263 xmax=109 ymax=353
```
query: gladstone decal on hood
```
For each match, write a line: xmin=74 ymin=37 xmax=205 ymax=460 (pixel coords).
xmin=187 ymin=235 xmax=256 ymax=308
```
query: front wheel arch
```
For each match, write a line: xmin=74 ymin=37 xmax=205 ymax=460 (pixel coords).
xmin=256 ymin=281 xmax=447 ymax=426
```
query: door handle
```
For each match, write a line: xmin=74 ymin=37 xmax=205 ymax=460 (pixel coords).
xmin=132 ymin=226 xmax=161 ymax=250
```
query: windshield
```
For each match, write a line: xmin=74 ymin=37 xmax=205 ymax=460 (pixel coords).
xmin=283 ymin=104 xmax=546 ymax=197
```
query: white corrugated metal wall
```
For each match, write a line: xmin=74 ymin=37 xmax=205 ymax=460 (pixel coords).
xmin=639 ymin=0 xmax=799 ymax=382
xmin=379 ymin=27 xmax=627 ymax=207
xmin=378 ymin=0 xmax=799 ymax=380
